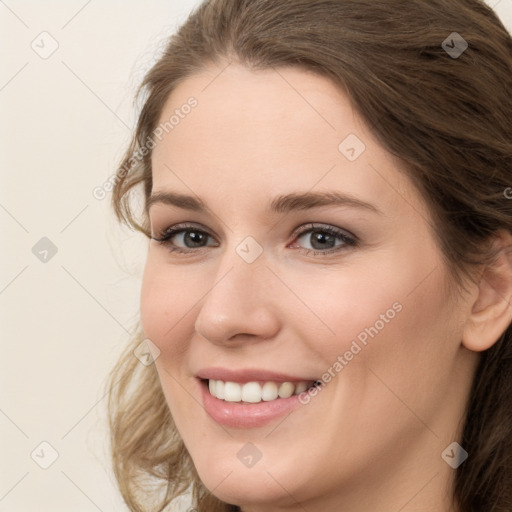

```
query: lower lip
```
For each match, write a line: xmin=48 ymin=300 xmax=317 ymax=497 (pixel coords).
xmin=199 ymin=380 xmax=306 ymax=428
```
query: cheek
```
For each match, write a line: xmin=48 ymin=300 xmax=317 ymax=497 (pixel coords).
xmin=291 ymin=261 xmax=410 ymax=366
xmin=139 ymin=259 xmax=193 ymax=358
xmin=313 ymin=247 xmax=455 ymax=398
xmin=139 ymin=262 xmax=198 ymax=418
xmin=327 ymin=256 xmax=458 ymax=423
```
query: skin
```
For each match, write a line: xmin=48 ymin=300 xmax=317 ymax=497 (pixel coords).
xmin=140 ymin=63 xmax=512 ymax=511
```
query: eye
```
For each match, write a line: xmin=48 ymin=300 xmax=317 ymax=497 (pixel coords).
xmin=151 ymin=222 xmax=357 ymax=256
xmin=289 ymin=223 xmax=357 ymax=255
xmin=151 ymin=224 xmax=218 ymax=253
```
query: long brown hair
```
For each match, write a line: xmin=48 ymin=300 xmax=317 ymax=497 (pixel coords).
xmin=107 ymin=1 xmax=512 ymax=510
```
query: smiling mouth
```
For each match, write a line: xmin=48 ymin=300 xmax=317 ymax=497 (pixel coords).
xmin=204 ymin=378 xmax=320 ymax=403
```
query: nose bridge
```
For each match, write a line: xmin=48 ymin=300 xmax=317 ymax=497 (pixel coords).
xmin=194 ymin=237 xmax=280 ymax=344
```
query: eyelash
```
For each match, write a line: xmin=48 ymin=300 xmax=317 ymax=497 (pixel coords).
xmin=151 ymin=223 xmax=358 ymax=257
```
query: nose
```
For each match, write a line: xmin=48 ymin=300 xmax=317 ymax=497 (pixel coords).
xmin=194 ymin=250 xmax=281 ymax=346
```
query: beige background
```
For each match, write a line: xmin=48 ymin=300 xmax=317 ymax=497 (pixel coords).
xmin=1 ymin=1 xmax=511 ymax=511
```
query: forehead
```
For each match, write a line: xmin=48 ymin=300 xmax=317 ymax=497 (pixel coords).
xmin=150 ymin=63 xmax=428 ymax=221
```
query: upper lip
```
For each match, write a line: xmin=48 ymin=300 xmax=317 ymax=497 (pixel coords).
xmin=196 ymin=367 xmax=317 ymax=383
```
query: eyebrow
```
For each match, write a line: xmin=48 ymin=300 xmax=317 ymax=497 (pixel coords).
xmin=146 ymin=190 xmax=380 ymax=214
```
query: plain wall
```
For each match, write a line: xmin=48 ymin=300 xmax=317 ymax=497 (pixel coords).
xmin=1 ymin=1 xmax=511 ymax=510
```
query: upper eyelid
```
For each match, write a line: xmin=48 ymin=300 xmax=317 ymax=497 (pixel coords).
xmin=152 ymin=222 xmax=214 ymax=239
xmin=152 ymin=222 xmax=356 ymax=244
xmin=153 ymin=222 xmax=349 ymax=234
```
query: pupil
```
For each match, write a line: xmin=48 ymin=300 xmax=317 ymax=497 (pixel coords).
xmin=311 ymin=232 xmax=334 ymax=250
xmin=185 ymin=231 xmax=205 ymax=247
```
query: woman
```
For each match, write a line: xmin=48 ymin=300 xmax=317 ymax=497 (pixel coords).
xmin=107 ymin=1 xmax=512 ymax=510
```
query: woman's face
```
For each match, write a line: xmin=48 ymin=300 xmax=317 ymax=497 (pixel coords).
xmin=141 ymin=64 xmax=478 ymax=510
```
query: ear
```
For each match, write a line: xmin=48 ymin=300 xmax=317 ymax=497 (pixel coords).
xmin=462 ymin=230 xmax=512 ymax=352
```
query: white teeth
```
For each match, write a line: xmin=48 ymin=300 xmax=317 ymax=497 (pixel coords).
xmin=241 ymin=382 xmax=262 ymax=403
xmin=294 ymin=381 xmax=308 ymax=394
xmin=207 ymin=379 xmax=314 ymax=403
xmin=223 ymin=381 xmax=242 ymax=402
xmin=278 ymin=382 xmax=294 ymax=398
xmin=216 ymin=380 xmax=225 ymax=400
xmin=261 ymin=382 xmax=278 ymax=401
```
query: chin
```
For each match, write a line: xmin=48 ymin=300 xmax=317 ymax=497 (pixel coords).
xmin=194 ymin=459 xmax=294 ymax=507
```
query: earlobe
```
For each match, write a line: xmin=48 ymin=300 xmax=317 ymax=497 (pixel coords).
xmin=462 ymin=230 xmax=512 ymax=353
